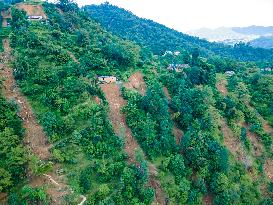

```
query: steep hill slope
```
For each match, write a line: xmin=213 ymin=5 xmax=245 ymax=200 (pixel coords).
xmin=4 ymin=1 xmax=155 ymax=204
xmin=84 ymin=3 xmax=273 ymax=62
xmin=2 ymin=1 xmax=273 ymax=204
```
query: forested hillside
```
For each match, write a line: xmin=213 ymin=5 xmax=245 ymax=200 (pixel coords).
xmin=0 ymin=0 xmax=273 ymax=205
xmin=84 ymin=3 xmax=273 ymax=64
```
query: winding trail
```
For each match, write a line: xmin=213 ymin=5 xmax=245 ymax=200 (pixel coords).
xmin=0 ymin=39 xmax=72 ymax=204
xmin=100 ymin=74 xmax=166 ymax=204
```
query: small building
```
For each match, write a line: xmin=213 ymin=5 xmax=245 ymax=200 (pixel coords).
xmin=173 ymin=51 xmax=181 ymax=56
xmin=225 ymin=71 xmax=235 ymax=76
xmin=163 ymin=51 xmax=173 ymax=56
xmin=264 ymin=67 xmax=272 ymax=72
xmin=28 ymin=15 xmax=43 ymax=20
xmin=98 ymin=76 xmax=117 ymax=84
xmin=167 ymin=64 xmax=190 ymax=72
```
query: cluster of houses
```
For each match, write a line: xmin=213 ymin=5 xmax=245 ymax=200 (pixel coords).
xmin=167 ymin=64 xmax=190 ymax=72
xmin=163 ymin=51 xmax=181 ymax=57
xmin=261 ymin=67 xmax=272 ymax=72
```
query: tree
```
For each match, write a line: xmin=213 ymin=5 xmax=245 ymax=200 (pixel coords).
xmin=0 ymin=168 xmax=12 ymax=192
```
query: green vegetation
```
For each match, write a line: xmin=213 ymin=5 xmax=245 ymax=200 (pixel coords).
xmin=84 ymin=3 xmax=273 ymax=64
xmin=0 ymin=0 xmax=272 ymax=204
xmin=0 ymin=89 xmax=26 ymax=193
xmin=8 ymin=1 xmax=153 ymax=204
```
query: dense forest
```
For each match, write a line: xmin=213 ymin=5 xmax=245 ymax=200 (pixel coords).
xmin=84 ymin=3 xmax=273 ymax=65
xmin=0 ymin=0 xmax=272 ymax=204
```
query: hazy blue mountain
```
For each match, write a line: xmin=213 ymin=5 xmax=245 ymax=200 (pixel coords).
xmin=84 ymin=3 xmax=273 ymax=62
xmin=250 ymin=35 xmax=273 ymax=49
xmin=186 ymin=27 xmax=258 ymax=44
xmin=233 ymin=26 xmax=273 ymax=36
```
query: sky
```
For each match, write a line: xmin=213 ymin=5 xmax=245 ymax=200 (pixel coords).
xmin=72 ymin=0 xmax=273 ymax=32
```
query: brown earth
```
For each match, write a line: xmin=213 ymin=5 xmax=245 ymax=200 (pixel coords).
xmin=100 ymin=83 xmax=165 ymax=204
xmin=256 ymin=113 xmax=273 ymax=135
xmin=1 ymin=10 xmax=11 ymax=28
xmin=15 ymin=3 xmax=47 ymax=19
xmin=220 ymin=119 xmax=245 ymax=161
xmin=216 ymin=79 xmax=228 ymax=96
xmin=0 ymin=39 xmax=70 ymax=204
xmin=244 ymin=123 xmax=263 ymax=157
xmin=100 ymin=83 xmax=139 ymax=163
xmin=1 ymin=18 xmax=8 ymax=28
xmin=264 ymin=159 xmax=273 ymax=180
xmin=93 ymin=95 xmax=101 ymax=105
xmin=1 ymin=39 xmax=51 ymax=160
xmin=203 ymin=195 xmax=213 ymax=205
xmin=173 ymin=126 xmax=183 ymax=145
xmin=163 ymin=87 xmax=171 ymax=101
xmin=124 ymin=72 xmax=147 ymax=96
xmin=216 ymin=78 xmax=273 ymax=180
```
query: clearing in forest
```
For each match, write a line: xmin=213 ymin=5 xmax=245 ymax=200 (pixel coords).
xmin=124 ymin=71 xmax=147 ymax=96
xmin=15 ymin=3 xmax=47 ymax=19
xmin=216 ymin=78 xmax=228 ymax=96
xmin=0 ymin=39 xmax=70 ymax=205
xmin=100 ymin=80 xmax=165 ymax=205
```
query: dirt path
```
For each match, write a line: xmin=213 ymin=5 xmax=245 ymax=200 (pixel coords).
xmin=0 ymin=39 xmax=71 ymax=204
xmin=100 ymin=83 xmax=165 ymax=204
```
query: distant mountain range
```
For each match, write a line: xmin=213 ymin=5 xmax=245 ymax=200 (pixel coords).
xmin=187 ymin=26 xmax=273 ymax=48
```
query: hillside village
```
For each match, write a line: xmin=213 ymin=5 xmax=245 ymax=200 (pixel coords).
xmin=0 ymin=1 xmax=273 ymax=205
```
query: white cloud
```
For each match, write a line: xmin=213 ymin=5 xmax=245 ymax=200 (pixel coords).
xmin=73 ymin=0 xmax=273 ymax=31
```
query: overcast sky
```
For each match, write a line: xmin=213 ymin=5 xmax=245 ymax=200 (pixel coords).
xmin=72 ymin=0 xmax=273 ymax=31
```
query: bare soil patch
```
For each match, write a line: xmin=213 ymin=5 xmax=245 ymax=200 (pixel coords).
xmin=163 ymin=87 xmax=171 ymax=101
xmin=100 ymin=83 xmax=165 ymax=204
xmin=173 ymin=126 xmax=183 ymax=145
xmin=124 ymin=72 xmax=147 ymax=96
xmin=220 ymin=119 xmax=245 ymax=161
xmin=216 ymin=79 xmax=228 ymax=96
xmin=203 ymin=195 xmax=213 ymax=205
xmin=264 ymin=159 xmax=273 ymax=180
xmin=15 ymin=3 xmax=47 ymax=19
xmin=100 ymin=83 xmax=139 ymax=162
xmin=93 ymin=95 xmax=101 ymax=105
xmin=1 ymin=39 xmax=50 ymax=160
xmin=258 ymin=114 xmax=273 ymax=135
xmin=243 ymin=123 xmax=263 ymax=157
xmin=0 ymin=39 xmax=70 ymax=204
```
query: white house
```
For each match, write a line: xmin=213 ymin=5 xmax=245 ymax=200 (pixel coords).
xmin=225 ymin=71 xmax=235 ymax=76
xmin=98 ymin=76 xmax=117 ymax=84
xmin=28 ymin=16 xmax=43 ymax=20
